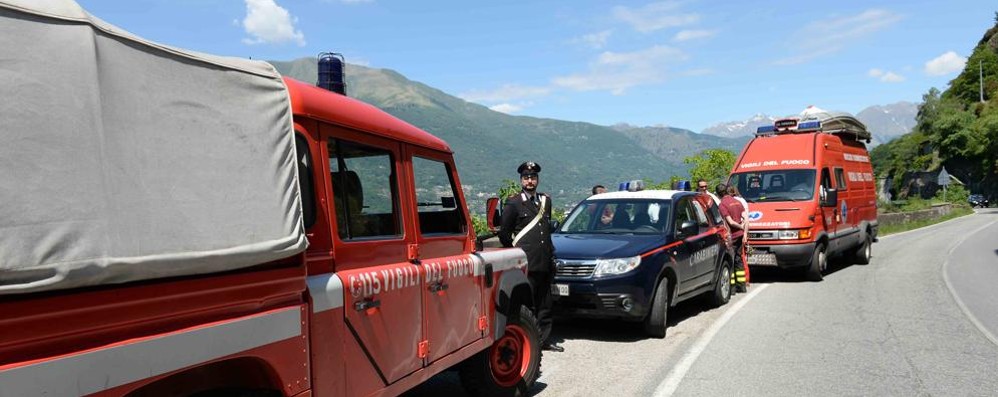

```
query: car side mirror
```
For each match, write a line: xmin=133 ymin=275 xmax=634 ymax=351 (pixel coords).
xmin=678 ymin=220 xmax=698 ymax=239
xmin=486 ymin=197 xmax=501 ymax=233
xmin=550 ymin=220 xmax=561 ymax=232
xmin=821 ymin=188 xmax=838 ymax=208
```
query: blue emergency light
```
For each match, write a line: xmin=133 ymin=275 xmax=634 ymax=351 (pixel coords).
xmin=618 ymin=180 xmax=645 ymax=192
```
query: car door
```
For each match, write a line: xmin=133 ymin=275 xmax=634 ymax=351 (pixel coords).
xmin=324 ymin=125 xmax=424 ymax=386
xmin=688 ymin=198 xmax=716 ymax=289
xmin=406 ymin=147 xmax=483 ymax=364
xmin=672 ymin=198 xmax=699 ymax=294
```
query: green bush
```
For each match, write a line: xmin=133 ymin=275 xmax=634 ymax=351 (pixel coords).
xmin=934 ymin=183 xmax=970 ymax=207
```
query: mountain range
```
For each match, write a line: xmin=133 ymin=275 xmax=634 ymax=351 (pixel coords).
xmin=271 ymin=58 xmax=747 ymax=210
xmin=701 ymin=102 xmax=918 ymax=147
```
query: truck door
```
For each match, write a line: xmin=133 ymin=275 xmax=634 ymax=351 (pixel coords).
xmin=407 ymin=148 xmax=483 ymax=363
xmin=326 ymin=129 xmax=424 ymax=386
xmin=820 ymin=167 xmax=837 ymax=241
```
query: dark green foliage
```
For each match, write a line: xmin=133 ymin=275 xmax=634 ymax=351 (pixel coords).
xmin=872 ymin=20 xmax=998 ymax=201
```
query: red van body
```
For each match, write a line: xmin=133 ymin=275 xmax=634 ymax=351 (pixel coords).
xmin=728 ymin=111 xmax=878 ymax=280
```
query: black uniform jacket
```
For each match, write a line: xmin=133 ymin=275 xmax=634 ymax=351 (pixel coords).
xmin=498 ymin=191 xmax=554 ymax=273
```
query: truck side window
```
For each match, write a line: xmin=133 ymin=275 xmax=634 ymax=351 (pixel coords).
xmin=294 ymin=133 xmax=316 ymax=229
xmin=820 ymin=168 xmax=833 ymax=199
xmin=834 ymin=168 xmax=847 ymax=191
xmin=412 ymin=156 xmax=466 ymax=235
xmin=328 ymin=139 xmax=402 ymax=240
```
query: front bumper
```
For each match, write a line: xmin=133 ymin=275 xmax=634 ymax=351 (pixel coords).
xmin=747 ymin=242 xmax=816 ymax=268
xmin=551 ymin=280 xmax=650 ymax=320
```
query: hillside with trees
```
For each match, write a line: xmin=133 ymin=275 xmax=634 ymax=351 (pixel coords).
xmin=871 ymin=15 xmax=998 ymax=201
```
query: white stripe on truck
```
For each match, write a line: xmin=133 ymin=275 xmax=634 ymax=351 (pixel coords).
xmin=0 ymin=307 xmax=302 ymax=397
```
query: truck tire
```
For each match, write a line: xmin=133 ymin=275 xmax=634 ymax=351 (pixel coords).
xmin=851 ymin=233 xmax=872 ymax=265
xmin=805 ymin=244 xmax=826 ymax=282
xmin=644 ymin=277 xmax=670 ymax=338
xmin=459 ymin=305 xmax=542 ymax=397
xmin=708 ymin=260 xmax=732 ymax=307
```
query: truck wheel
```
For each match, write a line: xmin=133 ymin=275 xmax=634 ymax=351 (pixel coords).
xmin=644 ymin=277 xmax=670 ymax=338
xmin=805 ymin=244 xmax=826 ymax=282
xmin=459 ymin=305 xmax=542 ymax=397
xmin=852 ymin=234 xmax=872 ymax=265
xmin=708 ymin=261 xmax=732 ymax=307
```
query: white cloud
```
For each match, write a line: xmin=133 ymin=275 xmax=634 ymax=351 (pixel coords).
xmin=774 ymin=9 xmax=901 ymax=65
xmin=489 ymin=103 xmax=523 ymax=114
xmin=241 ymin=0 xmax=305 ymax=46
xmin=460 ymin=84 xmax=551 ymax=103
xmin=925 ymin=51 xmax=967 ymax=76
xmin=673 ymin=29 xmax=717 ymax=42
xmin=577 ymin=30 xmax=613 ymax=49
xmin=868 ymin=68 xmax=904 ymax=83
xmin=612 ymin=2 xmax=699 ymax=33
xmin=553 ymin=45 xmax=688 ymax=94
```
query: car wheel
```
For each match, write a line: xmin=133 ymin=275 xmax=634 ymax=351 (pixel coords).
xmin=644 ymin=277 xmax=670 ymax=338
xmin=805 ymin=244 xmax=826 ymax=281
xmin=709 ymin=260 xmax=732 ymax=307
xmin=459 ymin=305 xmax=542 ymax=397
xmin=852 ymin=233 xmax=872 ymax=265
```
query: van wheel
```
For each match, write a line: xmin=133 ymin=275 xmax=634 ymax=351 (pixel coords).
xmin=459 ymin=305 xmax=542 ymax=397
xmin=805 ymin=244 xmax=826 ymax=281
xmin=644 ymin=277 xmax=671 ymax=338
xmin=709 ymin=261 xmax=732 ymax=307
xmin=852 ymin=234 xmax=872 ymax=265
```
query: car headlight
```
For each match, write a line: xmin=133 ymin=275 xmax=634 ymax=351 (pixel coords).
xmin=777 ymin=229 xmax=811 ymax=239
xmin=593 ymin=255 xmax=642 ymax=276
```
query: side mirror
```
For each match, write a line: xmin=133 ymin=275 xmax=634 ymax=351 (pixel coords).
xmin=486 ymin=197 xmax=501 ymax=233
xmin=550 ymin=220 xmax=561 ymax=232
xmin=678 ymin=220 xmax=698 ymax=239
xmin=821 ymin=188 xmax=838 ymax=208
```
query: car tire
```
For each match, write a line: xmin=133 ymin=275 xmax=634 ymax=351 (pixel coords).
xmin=708 ymin=260 xmax=732 ymax=307
xmin=852 ymin=233 xmax=872 ymax=265
xmin=459 ymin=305 xmax=542 ymax=397
xmin=644 ymin=277 xmax=670 ymax=338
xmin=805 ymin=244 xmax=826 ymax=281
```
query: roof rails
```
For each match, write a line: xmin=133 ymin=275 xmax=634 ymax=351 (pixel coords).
xmin=756 ymin=106 xmax=871 ymax=142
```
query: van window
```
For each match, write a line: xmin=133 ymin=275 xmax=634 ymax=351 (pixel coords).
xmin=728 ymin=169 xmax=816 ymax=203
xmin=821 ymin=168 xmax=833 ymax=190
xmin=294 ymin=133 xmax=316 ymax=229
xmin=412 ymin=156 xmax=466 ymax=235
xmin=834 ymin=168 xmax=847 ymax=191
xmin=329 ymin=139 xmax=402 ymax=240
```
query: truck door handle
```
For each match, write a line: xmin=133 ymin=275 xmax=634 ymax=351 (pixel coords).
xmin=484 ymin=263 xmax=494 ymax=288
xmin=354 ymin=299 xmax=381 ymax=312
xmin=429 ymin=282 xmax=449 ymax=293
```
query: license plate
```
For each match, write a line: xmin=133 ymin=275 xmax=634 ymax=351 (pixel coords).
xmin=747 ymin=253 xmax=778 ymax=266
xmin=552 ymin=283 xmax=569 ymax=296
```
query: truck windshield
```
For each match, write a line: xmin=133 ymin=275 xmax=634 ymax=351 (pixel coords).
xmin=558 ymin=199 xmax=671 ymax=235
xmin=729 ymin=170 xmax=816 ymax=203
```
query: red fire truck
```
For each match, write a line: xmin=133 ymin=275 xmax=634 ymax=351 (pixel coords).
xmin=0 ymin=2 xmax=539 ymax=396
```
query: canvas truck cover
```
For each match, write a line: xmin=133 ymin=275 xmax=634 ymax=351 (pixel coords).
xmin=0 ymin=0 xmax=306 ymax=295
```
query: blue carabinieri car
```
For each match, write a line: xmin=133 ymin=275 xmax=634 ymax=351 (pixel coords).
xmin=551 ymin=189 xmax=734 ymax=338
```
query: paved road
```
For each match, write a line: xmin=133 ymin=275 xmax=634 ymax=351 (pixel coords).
xmin=407 ymin=209 xmax=998 ymax=396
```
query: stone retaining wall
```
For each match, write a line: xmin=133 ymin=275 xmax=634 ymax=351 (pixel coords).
xmin=878 ymin=203 xmax=953 ymax=226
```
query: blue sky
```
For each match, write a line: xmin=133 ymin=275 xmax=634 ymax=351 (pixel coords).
xmin=77 ymin=0 xmax=995 ymax=132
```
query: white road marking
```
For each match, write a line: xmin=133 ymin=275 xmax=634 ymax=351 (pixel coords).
xmin=941 ymin=217 xmax=998 ymax=348
xmin=653 ymin=284 xmax=770 ymax=397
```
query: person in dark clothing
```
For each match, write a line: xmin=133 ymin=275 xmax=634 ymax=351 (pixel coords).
xmin=719 ymin=185 xmax=748 ymax=293
xmin=498 ymin=161 xmax=562 ymax=352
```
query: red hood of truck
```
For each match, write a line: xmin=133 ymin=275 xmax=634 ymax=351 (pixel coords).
xmin=745 ymin=201 xmax=815 ymax=230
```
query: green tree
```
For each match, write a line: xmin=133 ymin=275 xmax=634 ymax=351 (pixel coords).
xmin=684 ymin=149 xmax=737 ymax=187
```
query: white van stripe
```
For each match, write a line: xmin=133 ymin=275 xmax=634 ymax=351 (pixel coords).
xmin=0 ymin=307 xmax=301 ymax=397
xmin=307 ymin=273 xmax=345 ymax=313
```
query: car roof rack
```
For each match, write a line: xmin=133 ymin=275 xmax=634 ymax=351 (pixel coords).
xmin=756 ymin=106 xmax=871 ymax=142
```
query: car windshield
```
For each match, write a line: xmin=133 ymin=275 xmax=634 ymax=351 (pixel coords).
xmin=558 ymin=199 xmax=671 ymax=235
xmin=729 ymin=169 xmax=816 ymax=203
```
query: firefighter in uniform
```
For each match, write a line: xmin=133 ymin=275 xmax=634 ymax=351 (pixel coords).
xmin=498 ymin=161 xmax=563 ymax=352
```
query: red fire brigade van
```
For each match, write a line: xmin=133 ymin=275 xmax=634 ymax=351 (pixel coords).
xmin=728 ymin=107 xmax=878 ymax=281
xmin=0 ymin=2 xmax=538 ymax=396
